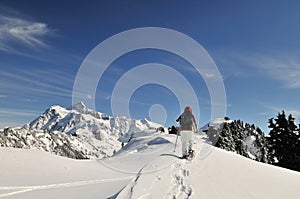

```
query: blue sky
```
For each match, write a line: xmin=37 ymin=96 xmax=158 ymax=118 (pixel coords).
xmin=1 ymin=0 xmax=300 ymax=133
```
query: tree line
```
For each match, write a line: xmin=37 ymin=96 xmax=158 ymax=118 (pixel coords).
xmin=206 ymin=111 xmax=300 ymax=172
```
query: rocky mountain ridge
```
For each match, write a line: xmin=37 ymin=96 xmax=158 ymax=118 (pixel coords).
xmin=0 ymin=102 xmax=162 ymax=159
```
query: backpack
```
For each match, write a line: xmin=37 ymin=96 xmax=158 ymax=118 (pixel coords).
xmin=180 ymin=112 xmax=193 ymax=127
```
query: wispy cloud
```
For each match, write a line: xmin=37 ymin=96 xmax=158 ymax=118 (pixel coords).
xmin=0 ymin=13 xmax=53 ymax=53
xmin=222 ymin=51 xmax=300 ymax=89
xmin=0 ymin=94 xmax=8 ymax=98
xmin=262 ymin=103 xmax=300 ymax=119
xmin=0 ymin=108 xmax=41 ymax=128
xmin=0 ymin=69 xmax=74 ymax=99
xmin=22 ymin=98 xmax=39 ymax=102
xmin=0 ymin=108 xmax=40 ymax=117
xmin=0 ymin=122 xmax=20 ymax=129
xmin=287 ymin=110 xmax=300 ymax=119
xmin=244 ymin=53 xmax=300 ymax=89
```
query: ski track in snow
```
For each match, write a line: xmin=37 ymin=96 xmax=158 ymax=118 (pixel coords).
xmin=0 ymin=176 xmax=134 ymax=198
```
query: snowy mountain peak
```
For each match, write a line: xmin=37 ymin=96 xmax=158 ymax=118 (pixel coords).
xmin=70 ymin=101 xmax=87 ymax=113
xmin=18 ymin=103 xmax=164 ymax=159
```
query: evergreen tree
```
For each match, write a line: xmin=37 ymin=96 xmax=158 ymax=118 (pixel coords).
xmin=215 ymin=122 xmax=235 ymax=152
xmin=231 ymin=122 xmax=249 ymax=158
xmin=255 ymin=127 xmax=270 ymax=163
xmin=207 ymin=119 xmax=269 ymax=163
xmin=268 ymin=111 xmax=300 ymax=171
xmin=206 ymin=126 xmax=219 ymax=145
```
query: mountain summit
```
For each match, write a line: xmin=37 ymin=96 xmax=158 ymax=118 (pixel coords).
xmin=70 ymin=101 xmax=88 ymax=113
xmin=2 ymin=103 xmax=162 ymax=159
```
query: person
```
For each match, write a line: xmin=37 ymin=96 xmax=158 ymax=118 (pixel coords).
xmin=176 ymin=106 xmax=198 ymax=159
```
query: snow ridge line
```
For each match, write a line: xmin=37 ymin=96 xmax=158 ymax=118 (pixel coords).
xmin=96 ymin=144 xmax=178 ymax=175
xmin=0 ymin=176 xmax=134 ymax=198
xmin=106 ymin=140 xmax=171 ymax=160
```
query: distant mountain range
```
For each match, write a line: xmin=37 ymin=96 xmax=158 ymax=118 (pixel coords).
xmin=0 ymin=102 xmax=270 ymax=164
xmin=0 ymin=102 xmax=162 ymax=159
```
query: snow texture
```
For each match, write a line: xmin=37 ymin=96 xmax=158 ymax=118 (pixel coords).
xmin=1 ymin=132 xmax=300 ymax=199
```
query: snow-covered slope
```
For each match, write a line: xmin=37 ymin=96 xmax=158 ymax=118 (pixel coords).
xmin=1 ymin=102 xmax=162 ymax=159
xmin=0 ymin=147 xmax=133 ymax=199
xmin=1 ymin=132 xmax=300 ymax=199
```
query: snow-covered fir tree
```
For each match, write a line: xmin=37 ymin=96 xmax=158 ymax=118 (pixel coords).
xmin=268 ymin=111 xmax=300 ymax=171
xmin=207 ymin=118 xmax=270 ymax=163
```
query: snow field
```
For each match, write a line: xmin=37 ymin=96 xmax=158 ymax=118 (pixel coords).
xmin=1 ymin=132 xmax=300 ymax=199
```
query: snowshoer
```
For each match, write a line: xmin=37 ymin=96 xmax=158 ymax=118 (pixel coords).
xmin=176 ymin=106 xmax=198 ymax=159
